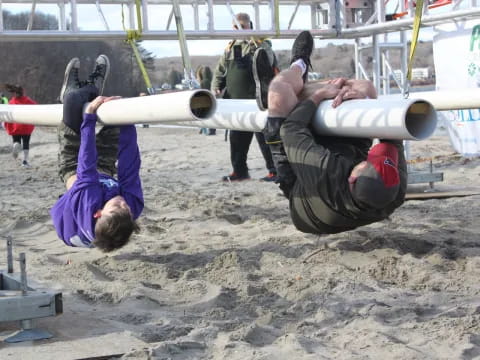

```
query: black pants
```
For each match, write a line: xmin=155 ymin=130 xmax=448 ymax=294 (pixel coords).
xmin=12 ymin=135 xmax=31 ymax=150
xmin=230 ymin=130 xmax=275 ymax=176
xmin=57 ymin=85 xmax=119 ymax=183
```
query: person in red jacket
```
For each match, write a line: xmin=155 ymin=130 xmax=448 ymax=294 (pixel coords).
xmin=3 ymin=84 xmax=37 ymax=167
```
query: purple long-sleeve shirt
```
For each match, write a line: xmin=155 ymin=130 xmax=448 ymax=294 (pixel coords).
xmin=50 ymin=113 xmax=144 ymax=248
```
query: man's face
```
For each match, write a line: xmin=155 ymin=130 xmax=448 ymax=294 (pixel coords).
xmin=348 ymin=161 xmax=369 ymax=192
xmin=233 ymin=21 xmax=250 ymax=30
xmin=100 ymin=196 xmax=131 ymax=217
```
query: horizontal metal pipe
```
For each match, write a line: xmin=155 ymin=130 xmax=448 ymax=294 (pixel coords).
xmin=177 ymin=97 xmax=437 ymax=140
xmin=0 ymin=8 xmax=478 ymax=41
xmin=0 ymin=90 xmax=216 ymax=126
xmin=0 ymin=29 xmax=337 ymax=41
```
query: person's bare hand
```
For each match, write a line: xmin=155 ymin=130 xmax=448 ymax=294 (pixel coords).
xmin=327 ymin=78 xmax=347 ymax=89
xmin=332 ymin=86 xmax=367 ymax=108
xmin=309 ymin=84 xmax=340 ymax=105
xmin=85 ymin=96 xmax=121 ymax=114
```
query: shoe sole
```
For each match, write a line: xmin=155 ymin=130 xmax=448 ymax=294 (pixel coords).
xmin=59 ymin=58 xmax=80 ymax=103
xmin=96 ymin=54 xmax=110 ymax=96
xmin=222 ymin=177 xmax=251 ymax=182
xmin=253 ymin=48 xmax=274 ymax=112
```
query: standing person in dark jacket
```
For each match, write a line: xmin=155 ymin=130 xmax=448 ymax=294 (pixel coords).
xmin=50 ymin=55 xmax=143 ymax=252
xmin=262 ymin=31 xmax=407 ymax=234
xmin=212 ymin=12 xmax=278 ymax=182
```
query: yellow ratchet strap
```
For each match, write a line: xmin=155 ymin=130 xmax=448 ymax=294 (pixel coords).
xmin=405 ymin=0 xmax=424 ymax=98
xmin=122 ymin=0 xmax=154 ymax=93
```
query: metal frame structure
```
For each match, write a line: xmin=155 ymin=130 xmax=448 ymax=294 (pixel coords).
xmin=0 ymin=0 xmax=478 ymax=40
xmin=1 ymin=0 xmax=479 ymax=92
xmin=1 ymin=236 xmax=63 ymax=343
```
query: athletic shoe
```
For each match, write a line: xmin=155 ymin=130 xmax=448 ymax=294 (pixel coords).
xmin=21 ymin=160 xmax=31 ymax=168
xmin=260 ymin=172 xmax=278 ymax=182
xmin=59 ymin=57 xmax=81 ymax=103
xmin=253 ymin=48 xmax=275 ymax=111
xmin=12 ymin=142 xmax=21 ymax=159
xmin=290 ymin=31 xmax=314 ymax=83
xmin=222 ymin=172 xmax=251 ymax=182
xmin=88 ymin=54 xmax=110 ymax=95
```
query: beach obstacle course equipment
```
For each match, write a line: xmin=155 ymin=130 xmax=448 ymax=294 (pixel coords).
xmin=0 ymin=237 xmax=63 ymax=343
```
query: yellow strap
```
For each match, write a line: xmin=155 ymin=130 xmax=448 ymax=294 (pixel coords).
xmin=121 ymin=2 xmax=154 ymax=93
xmin=129 ymin=40 xmax=153 ymax=90
xmin=406 ymin=0 xmax=424 ymax=82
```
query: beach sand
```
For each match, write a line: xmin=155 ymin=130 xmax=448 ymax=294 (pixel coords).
xmin=0 ymin=125 xmax=479 ymax=359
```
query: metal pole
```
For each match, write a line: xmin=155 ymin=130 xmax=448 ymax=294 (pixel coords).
xmin=70 ymin=0 xmax=78 ymax=32
xmin=141 ymin=0 xmax=149 ymax=31
xmin=0 ymin=0 xmax=4 ymax=31
xmin=20 ymin=252 xmax=27 ymax=296
xmin=7 ymin=235 xmax=13 ymax=273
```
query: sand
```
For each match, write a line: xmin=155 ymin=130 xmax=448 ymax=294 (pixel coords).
xmin=0 ymin=125 xmax=479 ymax=359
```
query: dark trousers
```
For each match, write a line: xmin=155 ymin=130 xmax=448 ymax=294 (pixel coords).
xmin=230 ymin=130 xmax=276 ymax=176
xmin=57 ymin=85 xmax=119 ymax=183
xmin=12 ymin=135 xmax=31 ymax=150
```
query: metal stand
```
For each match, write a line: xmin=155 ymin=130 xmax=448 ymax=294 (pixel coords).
xmin=1 ymin=237 xmax=63 ymax=343
xmin=408 ymin=159 xmax=444 ymax=191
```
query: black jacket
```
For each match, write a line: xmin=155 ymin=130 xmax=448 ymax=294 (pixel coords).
xmin=281 ymin=100 xmax=407 ymax=234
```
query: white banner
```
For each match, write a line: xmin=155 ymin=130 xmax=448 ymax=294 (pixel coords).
xmin=433 ymin=20 xmax=480 ymax=156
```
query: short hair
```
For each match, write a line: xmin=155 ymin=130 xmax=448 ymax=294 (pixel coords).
xmin=4 ymin=84 xmax=23 ymax=97
xmin=235 ymin=13 xmax=251 ymax=27
xmin=93 ymin=208 xmax=140 ymax=252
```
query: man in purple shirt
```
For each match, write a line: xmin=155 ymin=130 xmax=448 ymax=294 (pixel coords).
xmin=50 ymin=55 xmax=144 ymax=252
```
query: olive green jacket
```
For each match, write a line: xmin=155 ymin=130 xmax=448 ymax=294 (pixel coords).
xmin=211 ymin=38 xmax=277 ymax=97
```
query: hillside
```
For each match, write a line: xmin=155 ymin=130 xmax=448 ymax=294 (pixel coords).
xmin=151 ymin=41 xmax=434 ymax=87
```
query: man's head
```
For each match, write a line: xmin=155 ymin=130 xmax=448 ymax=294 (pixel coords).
xmin=93 ymin=196 xmax=140 ymax=252
xmin=233 ymin=13 xmax=252 ymax=30
xmin=348 ymin=142 xmax=400 ymax=209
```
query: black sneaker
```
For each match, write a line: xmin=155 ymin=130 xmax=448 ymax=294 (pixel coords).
xmin=59 ymin=57 xmax=80 ymax=103
xmin=88 ymin=54 xmax=110 ymax=95
xmin=290 ymin=31 xmax=314 ymax=83
xmin=253 ymin=48 xmax=275 ymax=111
xmin=222 ymin=172 xmax=251 ymax=182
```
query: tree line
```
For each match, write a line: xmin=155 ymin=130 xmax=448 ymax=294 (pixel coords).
xmin=0 ymin=10 xmax=155 ymax=103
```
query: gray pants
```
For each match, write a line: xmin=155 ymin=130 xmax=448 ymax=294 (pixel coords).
xmin=57 ymin=122 xmax=119 ymax=183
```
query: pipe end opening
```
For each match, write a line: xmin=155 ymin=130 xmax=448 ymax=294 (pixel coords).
xmin=190 ymin=90 xmax=216 ymax=119
xmin=405 ymin=100 xmax=438 ymax=140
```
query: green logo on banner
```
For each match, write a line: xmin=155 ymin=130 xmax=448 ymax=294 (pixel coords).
xmin=468 ymin=25 xmax=480 ymax=84
xmin=471 ymin=25 xmax=480 ymax=51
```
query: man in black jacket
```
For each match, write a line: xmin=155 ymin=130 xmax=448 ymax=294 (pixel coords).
xmin=262 ymin=31 xmax=407 ymax=234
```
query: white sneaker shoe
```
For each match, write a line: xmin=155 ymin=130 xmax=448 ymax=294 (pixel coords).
xmin=12 ymin=142 xmax=21 ymax=159
xmin=21 ymin=160 xmax=31 ymax=168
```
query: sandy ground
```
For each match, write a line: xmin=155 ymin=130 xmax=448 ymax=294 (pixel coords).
xmin=0 ymin=125 xmax=479 ymax=360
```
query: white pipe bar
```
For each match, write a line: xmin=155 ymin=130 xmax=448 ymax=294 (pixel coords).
xmin=3 ymin=90 xmax=478 ymax=139
xmin=176 ymin=97 xmax=437 ymax=140
xmin=382 ymin=89 xmax=480 ymax=111
xmin=0 ymin=90 xmax=216 ymax=126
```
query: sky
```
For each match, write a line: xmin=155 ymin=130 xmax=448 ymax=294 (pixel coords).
xmin=2 ymin=2 xmax=443 ymax=58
